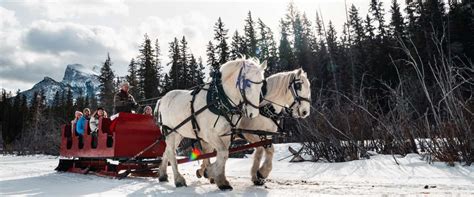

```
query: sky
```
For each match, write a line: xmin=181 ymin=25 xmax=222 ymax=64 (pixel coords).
xmin=0 ymin=0 xmax=401 ymax=94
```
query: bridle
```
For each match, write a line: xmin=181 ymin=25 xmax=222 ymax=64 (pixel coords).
xmin=234 ymin=62 xmax=265 ymax=111
xmin=287 ymin=77 xmax=311 ymax=111
xmin=260 ymin=75 xmax=311 ymax=118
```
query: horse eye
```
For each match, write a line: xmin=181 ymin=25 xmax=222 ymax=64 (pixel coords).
xmin=294 ymin=83 xmax=302 ymax=91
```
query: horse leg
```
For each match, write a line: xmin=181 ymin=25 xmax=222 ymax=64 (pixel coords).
xmin=251 ymin=146 xmax=265 ymax=185
xmin=158 ymin=146 xmax=169 ymax=182
xmin=259 ymin=144 xmax=274 ymax=180
xmin=164 ymin=132 xmax=187 ymax=187
xmin=205 ymin=135 xmax=232 ymax=190
xmin=243 ymin=134 xmax=267 ymax=185
xmin=196 ymin=141 xmax=214 ymax=183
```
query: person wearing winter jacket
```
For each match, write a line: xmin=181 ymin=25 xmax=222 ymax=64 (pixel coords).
xmin=71 ymin=111 xmax=83 ymax=134
xmin=76 ymin=108 xmax=91 ymax=135
xmin=113 ymin=82 xmax=138 ymax=114
xmin=89 ymin=107 xmax=107 ymax=133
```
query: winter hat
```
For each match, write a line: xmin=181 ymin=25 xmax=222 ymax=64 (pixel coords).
xmin=120 ymin=81 xmax=131 ymax=88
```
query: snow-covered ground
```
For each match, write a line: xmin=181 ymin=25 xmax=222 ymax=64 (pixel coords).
xmin=1 ymin=144 xmax=473 ymax=196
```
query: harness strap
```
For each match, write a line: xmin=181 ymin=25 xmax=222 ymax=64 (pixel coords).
xmin=190 ymin=88 xmax=203 ymax=150
xmin=161 ymin=99 xmax=218 ymax=137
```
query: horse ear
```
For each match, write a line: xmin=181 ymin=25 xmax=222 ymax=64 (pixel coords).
xmin=297 ymin=68 xmax=303 ymax=76
xmin=261 ymin=60 xmax=268 ymax=70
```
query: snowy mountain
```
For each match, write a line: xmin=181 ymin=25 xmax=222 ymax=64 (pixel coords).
xmin=61 ymin=64 xmax=100 ymax=97
xmin=20 ymin=64 xmax=100 ymax=104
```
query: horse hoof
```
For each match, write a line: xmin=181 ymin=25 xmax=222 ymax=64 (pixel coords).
xmin=175 ymin=182 xmax=187 ymax=187
xmin=196 ymin=170 xmax=202 ymax=178
xmin=159 ymin=175 xmax=168 ymax=182
xmin=218 ymin=185 xmax=233 ymax=191
xmin=209 ymin=178 xmax=215 ymax=184
xmin=253 ymin=179 xmax=265 ymax=186
xmin=253 ymin=170 xmax=265 ymax=186
xmin=256 ymin=170 xmax=264 ymax=179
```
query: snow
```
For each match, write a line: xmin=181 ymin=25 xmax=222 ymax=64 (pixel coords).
xmin=1 ymin=144 xmax=473 ymax=196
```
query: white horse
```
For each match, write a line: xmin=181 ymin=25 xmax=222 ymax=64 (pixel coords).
xmin=155 ymin=58 xmax=267 ymax=190
xmin=196 ymin=68 xmax=311 ymax=185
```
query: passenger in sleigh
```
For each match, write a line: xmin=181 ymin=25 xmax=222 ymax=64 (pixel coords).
xmin=113 ymin=82 xmax=138 ymax=114
xmin=71 ymin=111 xmax=82 ymax=134
xmin=143 ymin=105 xmax=153 ymax=116
xmin=89 ymin=107 xmax=108 ymax=133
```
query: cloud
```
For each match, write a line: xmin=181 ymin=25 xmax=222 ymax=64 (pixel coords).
xmin=24 ymin=20 xmax=113 ymax=55
xmin=1 ymin=0 xmax=129 ymax=20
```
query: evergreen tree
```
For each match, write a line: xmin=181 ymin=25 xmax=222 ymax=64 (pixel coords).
xmin=87 ymin=92 xmax=98 ymax=111
xmin=98 ymin=53 xmax=115 ymax=113
xmin=244 ymin=11 xmax=258 ymax=57
xmin=214 ymin=17 xmax=230 ymax=65
xmin=369 ymin=0 xmax=387 ymax=39
xmin=168 ymin=37 xmax=181 ymax=89
xmin=188 ymin=54 xmax=201 ymax=87
xmin=448 ymin=0 xmax=474 ymax=60
xmin=230 ymin=30 xmax=246 ymax=60
xmin=326 ymin=21 xmax=340 ymax=93
xmin=126 ymin=58 xmax=140 ymax=98
xmin=181 ymin=36 xmax=190 ymax=88
xmin=206 ymin=41 xmax=219 ymax=71
xmin=365 ymin=14 xmax=376 ymax=41
xmin=154 ymin=38 xmax=163 ymax=94
xmin=161 ymin=74 xmax=172 ymax=94
xmin=197 ymin=57 xmax=205 ymax=84
xmin=389 ymin=0 xmax=405 ymax=38
xmin=349 ymin=5 xmax=365 ymax=45
xmin=138 ymin=34 xmax=159 ymax=99
xmin=257 ymin=19 xmax=278 ymax=75
xmin=278 ymin=19 xmax=296 ymax=71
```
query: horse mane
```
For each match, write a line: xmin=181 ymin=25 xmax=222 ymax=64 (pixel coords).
xmin=220 ymin=58 xmax=261 ymax=82
xmin=265 ymin=69 xmax=308 ymax=101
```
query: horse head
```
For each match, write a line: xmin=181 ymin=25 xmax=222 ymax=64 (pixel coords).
xmin=220 ymin=58 xmax=266 ymax=119
xmin=288 ymin=68 xmax=311 ymax=118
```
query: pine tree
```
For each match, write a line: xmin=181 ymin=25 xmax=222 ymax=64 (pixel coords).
xmin=369 ymin=0 xmax=387 ymax=40
xmin=180 ymin=36 xmax=190 ymax=88
xmin=161 ymin=74 xmax=172 ymax=94
xmin=244 ymin=11 xmax=258 ymax=57
xmin=448 ymin=0 xmax=474 ymax=59
xmin=230 ymin=30 xmax=246 ymax=60
xmin=188 ymin=54 xmax=200 ymax=87
xmin=138 ymin=34 xmax=159 ymax=99
xmin=197 ymin=57 xmax=205 ymax=84
xmin=326 ymin=21 xmax=340 ymax=94
xmin=389 ymin=0 xmax=405 ymax=38
xmin=168 ymin=37 xmax=181 ymax=89
xmin=206 ymin=41 xmax=219 ymax=71
xmin=278 ymin=19 xmax=295 ymax=71
xmin=98 ymin=53 xmax=115 ymax=113
xmin=154 ymin=38 xmax=163 ymax=94
xmin=87 ymin=92 xmax=98 ymax=111
xmin=127 ymin=58 xmax=140 ymax=98
xmin=349 ymin=5 xmax=365 ymax=45
xmin=257 ymin=18 xmax=278 ymax=75
xmin=214 ymin=17 xmax=229 ymax=65
xmin=365 ymin=14 xmax=376 ymax=41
